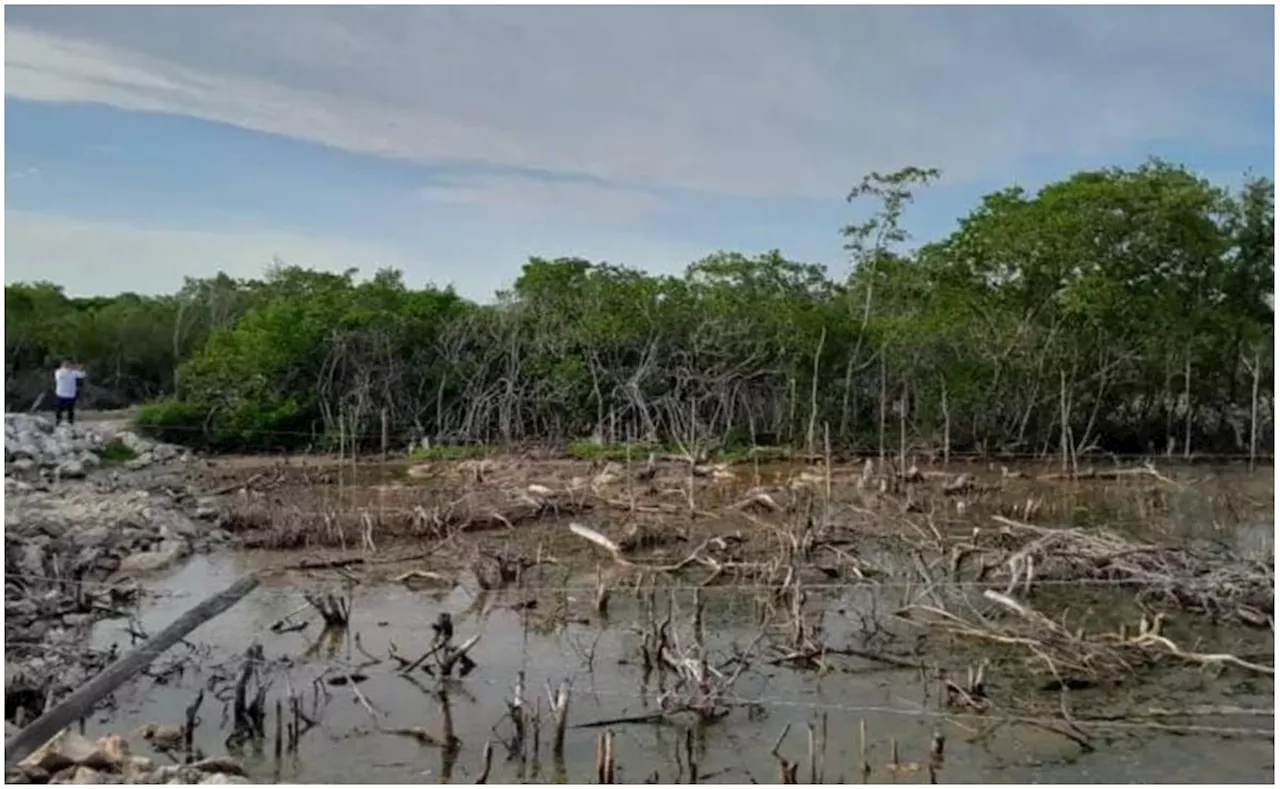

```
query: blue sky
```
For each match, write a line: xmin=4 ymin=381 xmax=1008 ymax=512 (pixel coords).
xmin=4 ymin=5 xmax=1274 ymax=301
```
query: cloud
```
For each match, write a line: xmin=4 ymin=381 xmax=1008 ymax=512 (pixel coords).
xmin=419 ymin=173 xmax=665 ymax=223
xmin=5 ymin=6 xmax=1271 ymax=199
xmin=3 ymin=211 xmax=417 ymax=296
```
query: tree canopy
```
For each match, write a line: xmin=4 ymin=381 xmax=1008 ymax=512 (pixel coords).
xmin=6 ymin=160 xmax=1272 ymax=456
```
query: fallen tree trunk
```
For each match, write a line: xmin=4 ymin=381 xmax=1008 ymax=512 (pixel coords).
xmin=4 ymin=573 xmax=261 ymax=768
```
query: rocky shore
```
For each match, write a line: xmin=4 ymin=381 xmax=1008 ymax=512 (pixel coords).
xmin=8 ymin=729 xmax=250 ymax=784
xmin=4 ymin=414 xmax=232 ymax=759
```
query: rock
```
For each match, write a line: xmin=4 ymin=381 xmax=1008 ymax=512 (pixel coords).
xmin=19 ymin=730 xmax=113 ymax=774
xmin=7 ymin=477 xmax=35 ymax=493
xmin=116 ymin=542 xmax=184 ymax=574
xmin=125 ymin=452 xmax=154 ymax=470
xmin=198 ymin=774 xmax=251 ymax=785
xmin=72 ymin=526 xmax=112 ymax=549
xmin=6 ymin=416 xmax=187 ymax=476
xmin=138 ymin=724 xmax=185 ymax=750
xmin=150 ymin=766 xmax=185 ymax=783
xmin=94 ymin=735 xmax=131 ymax=769
xmin=24 ymin=620 xmax=52 ymax=641
xmin=193 ymin=499 xmax=221 ymax=521
xmin=191 ymin=758 xmax=245 ymax=777
xmin=115 ymin=431 xmax=149 ymax=454
xmin=68 ymin=767 xmax=103 ymax=784
xmin=7 ymin=598 xmax=39 ymax=621
xmin=20 ymin=542 xmax=47 ymax=577
xmin=121 ymin=756 xmax=154 ymax=781
xmin=155 ymin=511 xmax=198 ymax=540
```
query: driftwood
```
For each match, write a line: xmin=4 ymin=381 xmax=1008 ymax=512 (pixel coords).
xmin=4 ymin=574 xmax=261 ymax=768
xmin=975 ymin=515 xmax=1274 ymax=623
xmin=1036 ymin=462 xmax=1180 ymax=486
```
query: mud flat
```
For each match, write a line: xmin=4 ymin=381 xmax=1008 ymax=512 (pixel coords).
xmin=5 ymin=440 xmax=1275 ymax=783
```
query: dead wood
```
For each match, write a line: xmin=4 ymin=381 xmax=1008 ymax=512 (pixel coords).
xmin=971 ymin=515 xmax=1274 ymax=623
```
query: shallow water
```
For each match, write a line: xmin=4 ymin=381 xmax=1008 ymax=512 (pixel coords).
xmin=86 ymin=547 xmax=1274 ymax=784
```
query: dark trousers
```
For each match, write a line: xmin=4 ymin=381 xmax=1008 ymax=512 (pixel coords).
xmin=54 ymin=396 xmax=77 ymax=425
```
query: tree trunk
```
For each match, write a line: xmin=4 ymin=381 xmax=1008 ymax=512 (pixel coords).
xmin=1249 ymin=348 xmax=1261 ymax=472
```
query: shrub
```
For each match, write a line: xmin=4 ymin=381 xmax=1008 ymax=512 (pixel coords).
xmin=95 ymin=438 xmax=138 ymax=464
xmin=135 ymin=398 xmax=209 ymax=446
xmin=136 ymin=396 xmax=318 ymax=453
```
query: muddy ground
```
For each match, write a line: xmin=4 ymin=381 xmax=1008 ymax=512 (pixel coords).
xmin=4 ymin=426 xmax=1275 ymax=784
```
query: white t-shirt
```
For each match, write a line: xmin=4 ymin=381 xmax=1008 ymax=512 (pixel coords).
xmin=54 ymin=367 xmax=85 ymax=399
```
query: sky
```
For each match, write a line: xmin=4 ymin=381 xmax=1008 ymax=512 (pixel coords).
xmin=4 ymin=5 xmax=1274 ymax=302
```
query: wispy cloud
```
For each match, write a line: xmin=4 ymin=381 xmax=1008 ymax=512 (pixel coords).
xmin=6 ymin=6 xmax=1271 ymax=199
xmin=419 ymin=173 xmax=665 ymax=223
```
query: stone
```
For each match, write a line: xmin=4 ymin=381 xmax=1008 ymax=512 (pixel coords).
xmin=155 ymin=511 xmax=199 ymax=540
xmin=191 ymin=757 xmax=245 ymax=777
xmin=72 ymin=526 xmax=112 ymax=549
xmin=7 ymin=478 xmax=35 ymax=494
xmin=93 ymin=555 xmax=121 ymax=574
xmin=116 ymin=542 xmax=184 ymax=574
xmin=149 ymin=766 xmax=181 ymax=782
xmin=193 ymin=499 xmax=221 ymax=521
xmin=20 ymin=542 xmax=47 ymax=577
xmin=198 ymin=775 xmax=251 ymax=785
xmin=55 ymin=460 xmax=87 ymax=480
xmin=115 ymin=431 xmax=149 ymax=453
xmin=7 ymin=599 xmax=39 ymax=621
xmin=125 ymin=452 xmax=154 ymax=470
xmin=68 ymin=766 xmax=103 ymax=784
xmin=121 ymin=755 xmax=155 ymax=782
xmin=94 ymin=735 xmax=130 ymax=769
xmin=19 ymin=730 xmax=112 ymax=774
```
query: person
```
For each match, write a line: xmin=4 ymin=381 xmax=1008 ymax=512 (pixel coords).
xmin=53 ymin=360 xmax=86 ymax=426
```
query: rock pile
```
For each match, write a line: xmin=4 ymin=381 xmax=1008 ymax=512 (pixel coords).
xmin=4 ymin=415 xmax=189 ymax=479
xmin=4 ymin=485 xmax=232 ymax=722
xmin=9 ymin=729 xmax=251 ymax=784
xmin=4 ymin=417 xmax=228 ymax=729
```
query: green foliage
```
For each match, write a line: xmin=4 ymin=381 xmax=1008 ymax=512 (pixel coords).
xmin=407 ymin=444 xmax=494 ymax=461
xmin=10 ymin=160 xmax=1272 ymax=456
xmin=94 ymin=438 xmax=139 ymax=465
xmin=565 ymin=440 xmax=667 ymax=461
xmin=134 ymin=399 xmax=212 ymax=447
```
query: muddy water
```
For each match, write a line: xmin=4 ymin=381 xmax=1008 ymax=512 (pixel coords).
xmin=89 ymin=564 xmax=1272 ymax=783
xmin=77 ymin=463 xmax=1274 ymax=784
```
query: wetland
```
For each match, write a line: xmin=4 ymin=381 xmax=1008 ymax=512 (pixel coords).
xmin=5 ymin=425 xmax=1273 ymax=784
